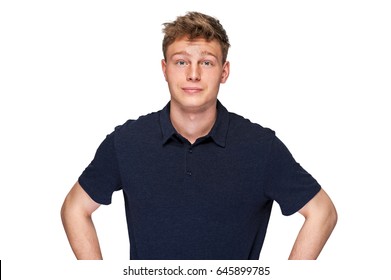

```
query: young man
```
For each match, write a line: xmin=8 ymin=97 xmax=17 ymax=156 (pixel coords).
xmin=61 ymin=11 xmax=337 ymax=260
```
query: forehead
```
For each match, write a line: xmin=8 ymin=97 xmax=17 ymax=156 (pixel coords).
xmin=166 ymin=36 xmax=222 ymax=58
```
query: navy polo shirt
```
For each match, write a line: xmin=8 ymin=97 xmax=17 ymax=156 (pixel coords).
xmin=79 ymin=100 xmax=321 ymax=260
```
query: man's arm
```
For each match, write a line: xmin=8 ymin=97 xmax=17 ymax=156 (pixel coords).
xmin=61 ymin=182 xmax=103 ymax=260
xmin=289 ymin=188 xmax=338 ymax=260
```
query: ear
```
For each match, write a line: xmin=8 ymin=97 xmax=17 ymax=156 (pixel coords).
xmin=161 ymin=59 xmax=168 ymax=81
xmin=220 ymin=61 xmax=230 ymax=84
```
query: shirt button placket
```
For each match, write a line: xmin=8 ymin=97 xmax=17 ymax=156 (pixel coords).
xmin=186 ymin=146 xmax=193 ymax=177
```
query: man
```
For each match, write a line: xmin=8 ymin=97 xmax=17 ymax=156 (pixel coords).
xmin=61 ymin=11 xmax=337 ymax=260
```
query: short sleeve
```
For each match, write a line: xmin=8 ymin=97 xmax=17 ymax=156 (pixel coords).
xmin=264 ymin=136 xmax=321 ymax=216
xmin=78 ymin=129 xmax=122 ymax=205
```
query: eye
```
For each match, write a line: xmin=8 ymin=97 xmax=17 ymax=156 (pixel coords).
xmin=176 ymin=60 xmax=187 ymax=66
xmin=201 ymin=60 xmax=213 ymax=67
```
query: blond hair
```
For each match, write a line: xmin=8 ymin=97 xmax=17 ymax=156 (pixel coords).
xmin=162 ymin=12 xmax=230 ymax=63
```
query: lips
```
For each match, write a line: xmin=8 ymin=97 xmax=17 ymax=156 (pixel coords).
xmin=182 ymin=87 xmax=203 ymax=94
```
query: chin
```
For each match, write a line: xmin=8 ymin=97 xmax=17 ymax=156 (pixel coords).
xmin=178 ymin=99 xmax=217 ymax=113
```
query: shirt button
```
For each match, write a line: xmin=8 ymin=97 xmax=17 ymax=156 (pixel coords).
xmin=188 ymin=148 xmax=193 ymax=153
xmin=186 ymin=171 xmax=192 ymax=176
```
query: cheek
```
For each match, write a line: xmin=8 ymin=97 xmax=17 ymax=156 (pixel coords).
xmin=165 ymin=68 xmax=182 ymax=81
xmin=165 ymin=72 xmax=183 ymax=89
xmin=206 ymin=71 xmax=224 ymax=85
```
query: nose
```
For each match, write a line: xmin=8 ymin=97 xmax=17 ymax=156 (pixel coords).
xmin=186 ymin=64 xmax=201 ymax=81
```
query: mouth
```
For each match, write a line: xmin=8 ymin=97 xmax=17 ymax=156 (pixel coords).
xmin=182 ymin=87 xmax=203 ymax=94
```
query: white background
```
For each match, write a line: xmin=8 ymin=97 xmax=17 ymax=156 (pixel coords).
xmin=1 ymin=0 xmax=390 ymax=279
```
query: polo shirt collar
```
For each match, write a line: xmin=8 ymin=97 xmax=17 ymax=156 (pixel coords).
xmin=159 ymin=100 xmax=229 ymax=147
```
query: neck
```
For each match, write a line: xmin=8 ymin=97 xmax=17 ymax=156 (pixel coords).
xmin=170 ymin=101 xmax=217 ymax=144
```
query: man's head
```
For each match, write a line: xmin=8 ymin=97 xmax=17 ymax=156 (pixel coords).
xmin=161 ymin=12 xmax=231 ymax=113
xmin=162 ymin=11 xmax=230 ymax=63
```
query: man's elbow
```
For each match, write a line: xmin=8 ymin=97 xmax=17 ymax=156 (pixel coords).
xmin=315 ymin=196 xmax=338 ymax=237
xmin=326 ymin=202 xmax=338 ymax=232
xmin=60 ymin=195 xmax=73 ymax=225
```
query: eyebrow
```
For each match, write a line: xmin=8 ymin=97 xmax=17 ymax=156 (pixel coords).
xmin=170 ymin=51 xmax=218 ymax=59
xmin=201 ymin=51 xmax=218 ymax=59
xmin=170 ymin=51 xmax=190 ymax=58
